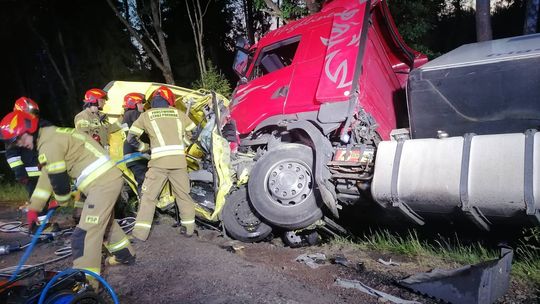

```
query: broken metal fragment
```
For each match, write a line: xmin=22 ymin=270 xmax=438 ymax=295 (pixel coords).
xmin=398 ymin=247 xmax=513 ymax=304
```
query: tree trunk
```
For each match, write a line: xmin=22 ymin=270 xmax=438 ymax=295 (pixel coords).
xmin=305 ymin=0 xmax=321 ymax=14
xmin=475 ymin=0 xmax=492 ymax=41
xmin=150 ymin=0 xmax=175 ymax=84
xmin=524 ymin=0 xmax=540 ymax=34
xmin=243 ymin=0 xmax=255 ymax=44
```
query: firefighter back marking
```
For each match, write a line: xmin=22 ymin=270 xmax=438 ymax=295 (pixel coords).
xmin=149 ymin=109 xmax=178 ymax=120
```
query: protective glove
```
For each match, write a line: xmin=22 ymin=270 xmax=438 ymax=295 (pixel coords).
xmin=17 ymin=177 xmax=29 ymax=185
xmin=47 ymin=200 xmax=59 ymax=210
xmin=27 ymin=209 xmax=39 ymax=233
xmin=99 ymin=113 xmax=108 ymax=123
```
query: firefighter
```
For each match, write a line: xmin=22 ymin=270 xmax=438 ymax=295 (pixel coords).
xmin=3 ymin=97 xmax=41 ymax=196
xmin=127 ymin=86 xmax=197 ymax=240
xmin=74 ymin=88 xmax=121 ymax=149
xmin=122 ymin=93 xmax=148 ymax=196
xmin=0 ymin=111 xmax=135 ymax=278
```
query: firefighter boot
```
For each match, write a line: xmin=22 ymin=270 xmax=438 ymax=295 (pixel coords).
xmin=179 ymin=224 xmax=197 ymax=238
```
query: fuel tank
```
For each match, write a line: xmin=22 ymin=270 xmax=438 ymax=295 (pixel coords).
xmin=371 ymin=131 xmax=540 ymax=230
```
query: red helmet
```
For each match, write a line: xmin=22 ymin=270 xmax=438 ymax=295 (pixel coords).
xmin=151 ymin=86 xmax=175 ymax=106
xmin=0 ymin=111 xmax=38 ymax=143
xmin=13 ymin=97 xmax=40 ymax=117
xmin=84 ymin=88 xmax=107 ymax=104
xmin=123 ymin=93 xmax=145 ymax=109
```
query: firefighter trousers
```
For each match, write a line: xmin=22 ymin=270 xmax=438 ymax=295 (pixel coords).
xmin=127 ymin=160 xmax=148 ymax=196
xmin=71 ymin=168 xmax=135 ymax=275
xmin=132 ymin=166 xmax=196 ymax=241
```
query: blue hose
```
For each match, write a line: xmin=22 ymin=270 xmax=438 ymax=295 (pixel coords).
xmin=116 ymin=152 xmax=144 ymax=165
xmin=38 ymin=268 xmax=119 ymax=304
xmin=8 ymin=208 xmax=55 ymax=282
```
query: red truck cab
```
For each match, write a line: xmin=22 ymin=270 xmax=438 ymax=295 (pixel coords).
xmin=227 ymin=0 xmax=428 ymax=233
xmin=231 ymin=0 xmax=427 ymax=140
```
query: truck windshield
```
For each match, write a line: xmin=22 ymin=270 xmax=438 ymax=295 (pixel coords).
xmin=250 ymin=36 xmax=301 ymax=79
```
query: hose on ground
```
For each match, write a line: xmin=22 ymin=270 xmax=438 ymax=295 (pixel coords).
xmin=0 ymin=217 xmax=134 ymax=276
xmin=38 ymin=268 xmax=119 ymax=304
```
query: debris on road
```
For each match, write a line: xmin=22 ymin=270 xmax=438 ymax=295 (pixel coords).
xmin=378 ymin=258 xmax=400 ymax=266
xmin=220 ymin=243 xmax=246 ymax=253
xmin=398 ymin=247 xmax=513 ymax=304
xmin=295 ymin=253 xmax=327 ymax=269
xmin=330 ymin=254 xmax=365 ymax=273
xmin=335 ymin=278 xmax=421 ymax=304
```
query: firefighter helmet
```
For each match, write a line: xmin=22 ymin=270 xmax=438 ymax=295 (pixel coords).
xmin=123 ymin=93 xmax=145 ymax=109
xmin=0 ymin=111 xmax=38 ymax=143
xmin=151 ymin=86 xmax=175 ymax=106
xmin=84 ymin=88 xmax=107 ymax=104
xmin=13 ymin=97 xmax=40 ymax=117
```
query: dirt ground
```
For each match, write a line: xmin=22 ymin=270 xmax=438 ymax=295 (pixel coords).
xmin=0 ymin=202 xmax=538 ymax=304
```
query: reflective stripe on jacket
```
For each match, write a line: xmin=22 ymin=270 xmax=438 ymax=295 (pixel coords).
xmin=36 ymin=127 xmax=117 ymax=199
xmin=127 ymin=107 xmax=195 ymax=169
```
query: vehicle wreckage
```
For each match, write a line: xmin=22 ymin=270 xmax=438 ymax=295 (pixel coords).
xmin=103 ymin=0 xmax=540 ymax=245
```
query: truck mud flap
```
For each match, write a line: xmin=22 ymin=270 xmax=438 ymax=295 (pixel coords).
xmin=398 ymin=247 xmax=513 ymax=304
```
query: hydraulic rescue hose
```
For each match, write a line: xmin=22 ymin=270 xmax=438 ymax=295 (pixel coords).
xmin=8 ymin=208 xmax=56 ymax=282
xmin=116 ymin=152 xmax=144 ymax=165
xmin=1 ymin=208 xmax=120 ymax=303
xmin=38 ymin=268 xmax=119 ymax=304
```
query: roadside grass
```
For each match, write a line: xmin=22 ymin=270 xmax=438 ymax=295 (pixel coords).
xmin=0 ymin=182 xmax=28 ymax=202
xmin=514 ymin=227 xmax=540 ymax=285
xmin=331 ymin=228 xmax=540 ymax=286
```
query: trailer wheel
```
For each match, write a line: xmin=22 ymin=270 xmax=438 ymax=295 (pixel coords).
xmin=248 ymin=143 xmax=322 ymax=229
xmin=222 ymin=187 xmax=272 ymax=242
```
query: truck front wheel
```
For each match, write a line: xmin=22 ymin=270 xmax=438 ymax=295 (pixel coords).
xmin=222 ymin=187 xmax=272 ymax=242
xmin=248 ymin=144 xmax=323 ymax=229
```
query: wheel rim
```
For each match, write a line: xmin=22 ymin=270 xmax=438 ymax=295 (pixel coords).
xmin=264 ymin=159 xmax=313 ymax=206
xmin=233 ymin=200 xmax=262 ymax=230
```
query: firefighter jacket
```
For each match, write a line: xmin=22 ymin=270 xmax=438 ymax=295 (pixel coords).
xmin=74 ymin=108 xmax=121 ymax=147
xmin=122 ymin=109 xmax=147 ymax=163
xmin=28 ymin=126 xmax=118 ymax=211
xmin=127 ymin=107 xmax=195 ymax=169
xmin=5 ymin=146 xmax=41 ymax=182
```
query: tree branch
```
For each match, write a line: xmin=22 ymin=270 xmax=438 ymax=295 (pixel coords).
xmin=28 ymin=21 xmax=70 ymax=96
xmin=105 ymin=0 xmax=165 ymax=71
xmin=263 ymin=0 xmax=283 ymax=17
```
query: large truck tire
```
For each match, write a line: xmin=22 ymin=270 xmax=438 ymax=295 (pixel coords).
xmin=222 ymin=187 xmax=272 ymax=242
xmin=248 ymin=143 xmax=323 ymax=229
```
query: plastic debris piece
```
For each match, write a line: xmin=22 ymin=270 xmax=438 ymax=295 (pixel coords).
xmin=378 ymin=258 xmax=400 ymax=266
xmin=398 ymin=247 xmax=513 ymax=304
xmin=295 ymin=253 xmax=327 ymax=269
xmin=335 ymin=278 xmax=420 ymax=304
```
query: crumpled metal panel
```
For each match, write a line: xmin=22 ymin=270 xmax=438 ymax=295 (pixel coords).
xmin=398 ymin=248 xmax=513 ymax=304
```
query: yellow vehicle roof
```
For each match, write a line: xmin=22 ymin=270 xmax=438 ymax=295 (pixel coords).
xmin=102 ymin=80 xmax=229 ymax=126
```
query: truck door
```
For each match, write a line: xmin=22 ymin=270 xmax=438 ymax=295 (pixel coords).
xmin=231 ymin=36 xmax=301 ymax=134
